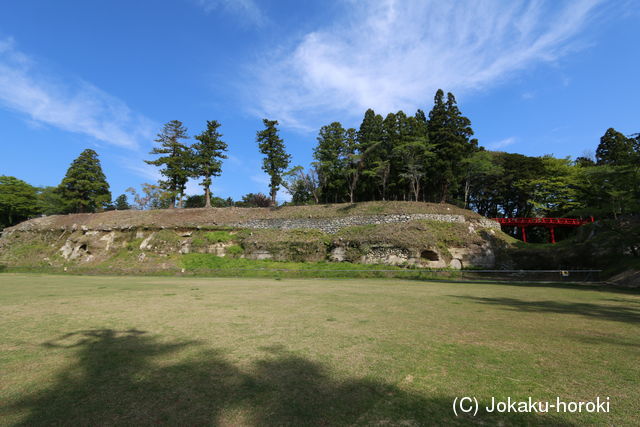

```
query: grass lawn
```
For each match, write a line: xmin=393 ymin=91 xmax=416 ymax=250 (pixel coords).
xmin=0 ymin=274 xmax=638 ymax=425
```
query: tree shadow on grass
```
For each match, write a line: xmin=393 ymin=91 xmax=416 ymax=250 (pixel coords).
xmin=410 ymin=277 xmax=640 ymax=295
xmin=6 ymin=329 xmax=575 ymax=425
xmin=453 ymin=296 xmax=640 ymax=324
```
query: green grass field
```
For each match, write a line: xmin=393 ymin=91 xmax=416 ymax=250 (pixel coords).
xmin=0 ymin=274 xmax=638 ymax=425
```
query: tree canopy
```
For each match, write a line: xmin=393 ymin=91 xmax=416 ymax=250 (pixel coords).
xmin=57 ymin=149 xmax=111 ymax=213
xmin=256 ymin=119 xmax=291 ymax=205
xmin=145 ymin=120 xmax=192 ymax=209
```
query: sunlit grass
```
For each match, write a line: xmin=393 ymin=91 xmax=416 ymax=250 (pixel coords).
xmin=0 ymin=274 xmax=638 ymax=425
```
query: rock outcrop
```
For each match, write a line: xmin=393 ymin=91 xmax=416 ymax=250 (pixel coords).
xmin=0 ymin=202 xmax=508 ymax=271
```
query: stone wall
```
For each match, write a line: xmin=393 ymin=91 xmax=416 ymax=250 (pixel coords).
xmin=233 ymin=214 xmax=500 ymax=234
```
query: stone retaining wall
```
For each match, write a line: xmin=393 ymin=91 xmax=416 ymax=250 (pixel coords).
xmin=233 ymin=214 xmax=500 ymax=234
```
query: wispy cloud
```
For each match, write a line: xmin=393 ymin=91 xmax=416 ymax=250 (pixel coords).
xmin=0 ymin=37 xmax=155 ymax=149
xmin=194 ymin=0 xmax=266 ymax=26
xmin=521 ymin=91 xmax=536 ymax=100
xmin=488 ymin=137 xmax=517 ymax=150
xmin=251 ymin=0 xmax=602 ymax=130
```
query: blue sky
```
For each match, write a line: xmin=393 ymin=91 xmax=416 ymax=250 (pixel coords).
xmin=1 ymin=0 xmax=639 ymax=202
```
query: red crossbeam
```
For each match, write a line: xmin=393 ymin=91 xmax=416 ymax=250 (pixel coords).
xmin=490 ymin=217 xmax=594 ymax=244
xmin=491 ymin=217 xmax=593 ymax=227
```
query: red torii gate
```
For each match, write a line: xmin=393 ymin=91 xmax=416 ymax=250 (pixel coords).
xmin=491 ymin=217 xmax=594 ymax=243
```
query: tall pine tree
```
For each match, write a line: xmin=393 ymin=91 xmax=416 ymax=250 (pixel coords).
xmin=256 ymin=119 xmax=291 ymax=205
xmin=192 ymin=120 xmax=228 ymax=208
xmin=427 ymin=90 xmax=477 ymax=202
xmin=145 ymin=120 xmax=192 ymax=209
xmin=357 ymin=109 xmax=385 ymax=201
xmin=313 ymin=122 xmax=348 ymax=203
xmin=57 ymin=149 xmax=111 ymax=213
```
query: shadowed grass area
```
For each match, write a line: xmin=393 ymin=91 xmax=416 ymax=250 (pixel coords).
xmin=0 ymin=274 xmax=638 ymax=425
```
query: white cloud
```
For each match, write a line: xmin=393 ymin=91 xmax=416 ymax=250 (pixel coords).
xmin=252 ymin=0 xmax=602 ymax=130
xmin=521 ymin=91 xmax=536 ymax=100
xmin=488 ymin=137 xmax=516 ymax=150
xmin=194 ymin=0 xmax=265 ymax=26
xmin=0 ymin=37 xmax=155 ymax=149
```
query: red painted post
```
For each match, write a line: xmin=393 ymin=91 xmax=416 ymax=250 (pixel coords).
xmin=521 ymin=226 xmax=527 ymax=243
xmin=549 ymin=226 xmax=556 ymax=244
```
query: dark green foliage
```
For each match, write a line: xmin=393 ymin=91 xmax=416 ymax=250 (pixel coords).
xmin=356 ymin=109 xmax=385 ymax=200
xmin=313 ymin=122 xmax=349 ymax=203
xmin=37 ymin=186 xmax=66 ymax=216
xmin=0 ymin=176 xmax=41 ymax=228
xmin=192 ymin=120 xmax=228 ymax=208
xmin=145 ymin=120 xmax=192 ymax=208
xmin=256 ymin=119 xmax=291 ymax=205
xmin=596 ymin=128 xmax=636 ymax=166
xmin=57 ymin=149 xmax=112 ymax=213
xmin=236 ymin=193 xmax=272 ymax=208
xmin=427 ymin=90 xmax=478 ymax=202
xmin=114 ymin=194 xmax=130 ymax=210
xmin=391 ymin=113 xmax=432 ymax=201
xmin=282 ymin=166 xmax=318 ymax=205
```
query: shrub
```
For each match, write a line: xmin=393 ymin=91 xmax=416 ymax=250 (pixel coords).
xmin=205 ymin=231 xmax=233 ymax=243
xmin=0 ymin=264 xmax=6 ymax=272
xmin=154 ymin=230 xmax=180 ymax=243
xmin=190 ymin=237 xmax=206 ymax=248
xmin=126 ymin=238 xmax=143 ymax=251
xmin=226 ymin=245 xmax=244 ymax=257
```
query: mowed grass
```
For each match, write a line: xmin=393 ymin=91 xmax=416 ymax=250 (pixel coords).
xmin=0 ymin=274 xmax=638 ymax=426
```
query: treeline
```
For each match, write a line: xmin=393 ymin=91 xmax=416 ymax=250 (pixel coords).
xmin=285 ymin=90 xmax=639 ymax=221
xmin=1 ymin=89 xmax=638 ymax=230
xmin=294 ymin=89 xmax=476 ymax=204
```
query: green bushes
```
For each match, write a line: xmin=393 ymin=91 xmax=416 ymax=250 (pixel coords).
xmin=126 ymin=238 xmax=143 ymax=251
xmin=0 ymin=264 xmax=6 ymax=272
xmin=204 ymin=231 xmax=234 ymax=243
xmin=226 ymin=245 xmax=244 ymax=257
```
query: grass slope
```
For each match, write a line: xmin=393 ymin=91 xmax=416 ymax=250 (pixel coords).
xmin=1 ymin=274 xmax=638 ymax=425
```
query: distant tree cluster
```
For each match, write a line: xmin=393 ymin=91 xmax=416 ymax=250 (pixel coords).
xmin=1 ymin=148 xmax=113 ymax=229
xmin=298 ymin=90 xmax=476 ymax=204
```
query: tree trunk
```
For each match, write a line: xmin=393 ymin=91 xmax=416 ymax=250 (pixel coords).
xmin=204 ymin=186 xmax=211 ymax=208
xmin=440 ymin=181 xmax=449 ymax=203
xmin=464 ymin=178 xmax=470 ymax=208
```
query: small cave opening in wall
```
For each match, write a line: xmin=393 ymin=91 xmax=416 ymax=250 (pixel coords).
xmin=420 ymin=249 xmax=439 ymax=261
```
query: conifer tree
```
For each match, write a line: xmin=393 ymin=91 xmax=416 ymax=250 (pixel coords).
xmin=344 ymin=128 xmax=361 ymax=203
xmin=114 ymin=194 xmax=130 ymax=210
xmin=393 ymin=115 xmax=433 ymax=201
xmin=145 ymin=120 xmax=192 ymax=208
xmin=427 ymin=90 xmax=477 ymax=202
xmin=57 ymin=149 xmax=112 ymax=213
xmin=192 ymin=120 xmax=228 ymax=208
xmin=313 ymin=122 xmax=348 ymax=203
xmin=596 ymin=128 xmax=636 ymax=166
xmin=256 ymin=119 xmax=291 ymax=205
xmin=357 ymin=109 xmax=384 ymax=200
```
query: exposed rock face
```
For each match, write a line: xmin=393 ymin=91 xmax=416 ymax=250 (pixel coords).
xmin=0 ymin=207 xmax=504 ymax=270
